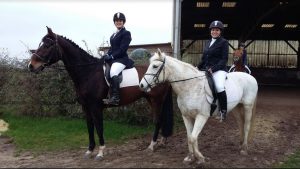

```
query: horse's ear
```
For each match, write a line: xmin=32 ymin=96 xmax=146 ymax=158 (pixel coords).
xmin=157 ymin=48 xmax=162 ymax=55
xmin=46 ymin=26 xmax=54 ymax=37
xmin=157 ymin=48 xmax=163 ymax=59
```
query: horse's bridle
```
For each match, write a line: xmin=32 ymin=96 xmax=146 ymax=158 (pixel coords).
xmin=33 ymin=34 xmax=62 ymax=68
xmin=142 ymin=57 xmax=206 ymax=89
xmin=32 ymin=34 xmax=103 ymax=70
xmin=142 ymin=58 xmax=166 ymax=89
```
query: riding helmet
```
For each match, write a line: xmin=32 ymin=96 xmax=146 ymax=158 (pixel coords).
xmin=209 ymin=20 xmax=224 ymax=30
xmin=113 ymin=12 xmax=126 ymax=23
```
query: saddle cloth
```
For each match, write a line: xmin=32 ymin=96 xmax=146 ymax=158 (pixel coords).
xmin=103 ymin=66 xmax=139 ymax=88
xmin=204 ymin=74 xmax=242 ymax=104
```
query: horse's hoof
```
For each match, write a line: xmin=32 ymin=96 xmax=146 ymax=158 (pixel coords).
xmin=157 ymin=142 xmax=167 ymax=149
xmin=240 ymin=150 xmax=248 ymax=155
xmin=83 ymin=151 xmax=93 ymax=159
xmin=94 ymin=155 xmax=104 ymax=161
xmin=147 ymin=146 xmax=154 ymax=152
xmin=196 ymin=158 xmax=205 ymax=164
xmin=183 ymin=155 xmax=195 ymax=164
xmin=147 ymin=141 xmax=157 ymax=152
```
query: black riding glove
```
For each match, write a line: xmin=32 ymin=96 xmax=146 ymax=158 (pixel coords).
xmin=103 ymin=54 xmax=113 ymax=61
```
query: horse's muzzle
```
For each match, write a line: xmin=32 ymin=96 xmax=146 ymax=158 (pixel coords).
xmin=139 ymin=83 xmax=151 ymax=92
xmin=28 ymin=63 xmax=44 ymax=73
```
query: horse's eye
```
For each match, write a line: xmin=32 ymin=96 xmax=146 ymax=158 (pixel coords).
xmin=43 ymin=44 xmax=50 ymax=48
xmin=153 ymin=65 xmax=158 ymax=69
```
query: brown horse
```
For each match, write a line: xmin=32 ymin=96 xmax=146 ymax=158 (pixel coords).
xmin=28 ymin=27 xmax=173 ymax=160
xmin=229 ymin=48 xmax=251 ymax=74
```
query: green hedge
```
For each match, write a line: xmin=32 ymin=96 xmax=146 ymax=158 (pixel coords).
xmin=0 ymin=50 xmax=181 ymax=126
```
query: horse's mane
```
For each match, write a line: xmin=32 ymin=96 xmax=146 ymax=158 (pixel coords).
xmin=152 ymin=52 xmax=200 ymax=73
xmin=59 ymin=35 xmax=101 ymax=62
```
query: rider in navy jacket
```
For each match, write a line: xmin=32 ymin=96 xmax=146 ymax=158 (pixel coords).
xmin=197 ymin=20 xmax=229 ymax=121
xmin=106 ymin=27 xmax=134 ymax=69
xmin=197 ymin=37 xmax=229 ymax=73
xmin=102 ymin=12 xmax=134 ymax=105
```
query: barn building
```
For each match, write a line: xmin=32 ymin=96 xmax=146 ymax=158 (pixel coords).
xmin=172 ymin=0 xmax=300 ymax=86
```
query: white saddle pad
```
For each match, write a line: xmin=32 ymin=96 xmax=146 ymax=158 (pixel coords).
xmin=205 ymin=75 xmax=242 ymax=104
xmin=104 ymin=67 xmax=140 ymax=88
xmin=119 ymin=68 xmax=139 ymax=88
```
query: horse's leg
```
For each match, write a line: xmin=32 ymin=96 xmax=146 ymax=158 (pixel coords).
xmin=146 ymin=98 xmax=162 ymax=151
xmin=182 ymin=115 xmax=195 ymax=164
xmin=83 ymin=106 xmax=96 ymax=159
xmin=232 ymin=104 xmax=245 ymax=145
xmin=190 ymin=114 xmax=208 ymax=164
xmin=240 ymin=104 xmax=254 ymax=155
xmin=89 ymin=103 xmax=105 ymax=160
xmin=148 ymin=121 xmax=160 ymax=151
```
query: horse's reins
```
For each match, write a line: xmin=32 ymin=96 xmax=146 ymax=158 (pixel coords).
xmin=143 ymin=57 xmax=205 ymax=89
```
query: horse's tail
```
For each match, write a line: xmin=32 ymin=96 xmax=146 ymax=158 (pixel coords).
xmin=160 ymin=86 xmax=174 ymax=137
xmin=248 ymin=97 xmax=257 ymax=141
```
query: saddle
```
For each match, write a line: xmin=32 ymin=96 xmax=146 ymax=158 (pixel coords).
xmin=103 ymin=63 xmax=139 ymax=88
xmin=205 ymin=70 xmax=218 ymax=116
xmin=104 ymin=63 xmax=123 ymax=86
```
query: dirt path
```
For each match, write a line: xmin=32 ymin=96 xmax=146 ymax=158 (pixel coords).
xmin=0 ymin=86 xmax=300 ymax=168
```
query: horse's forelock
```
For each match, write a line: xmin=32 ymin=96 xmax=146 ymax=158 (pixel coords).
xmin=150 ymin=52 xmax=166 ymax=63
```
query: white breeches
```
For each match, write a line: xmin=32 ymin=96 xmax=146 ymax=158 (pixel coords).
xmin=212 ymin=70 xmax=227 ymax=93
xmin=110 ymin=62 xmax=126 ymax=77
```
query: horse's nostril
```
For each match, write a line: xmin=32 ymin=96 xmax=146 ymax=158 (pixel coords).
xmin=28 ymin=64 xmax=33 ymax=70
xmin=140 ymin=83 xmax=144 ymax=88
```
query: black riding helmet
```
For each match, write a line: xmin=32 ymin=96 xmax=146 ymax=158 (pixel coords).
xmin=209 ymin=20 xmax=224 ymax=30
xmin=113 ymin=12 xmax=126 ymax=23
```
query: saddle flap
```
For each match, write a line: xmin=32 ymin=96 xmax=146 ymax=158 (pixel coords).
xmin=204 ymin=79 xmax=214 ymax=103
xmin=103 ymin=64 xmax=139 ymax=88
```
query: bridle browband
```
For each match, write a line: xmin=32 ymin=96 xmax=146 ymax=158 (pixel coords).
xmin=142 ymin=57 xmax=205 ymax=89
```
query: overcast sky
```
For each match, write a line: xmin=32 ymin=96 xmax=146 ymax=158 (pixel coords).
xmin=0 ymin=0 xmax=173 ymax=59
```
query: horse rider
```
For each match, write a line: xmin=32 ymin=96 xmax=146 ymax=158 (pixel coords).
xmin=102 ymin=12 xmax=134 ymax=105
xmin=197 ymin=20 xmax=229 ymax=121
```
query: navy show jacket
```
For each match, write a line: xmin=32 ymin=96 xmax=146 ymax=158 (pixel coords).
xmin=197 ymin=37 xmax=229 ymax=73
xmin=107 ymin=27 xmax=134 ymax=68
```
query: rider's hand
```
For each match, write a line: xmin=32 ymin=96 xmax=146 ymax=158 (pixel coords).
xmin=208 ymin=68 xmax=213 ymax=74
xmin=103 ymin=54 xmax=113 ymax=61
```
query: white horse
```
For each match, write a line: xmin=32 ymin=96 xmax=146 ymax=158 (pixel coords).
xmin=139 ymin=49 xmax=258 ymax=164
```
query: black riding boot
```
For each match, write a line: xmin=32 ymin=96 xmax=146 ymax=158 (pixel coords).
xmin=217 ymin=91 xmax=227 ymax=121
xmin=103 ymin=76 xmax=120 ymax=105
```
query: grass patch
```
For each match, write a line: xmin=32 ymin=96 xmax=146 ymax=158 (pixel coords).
xmin=275 ymin=150 xmax=300 ymax=168
xmin=1 ymin=112 xmax=152 ymax=153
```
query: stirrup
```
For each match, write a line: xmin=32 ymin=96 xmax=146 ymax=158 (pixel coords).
xmin=103 ymin=97 xmax=120 ymax=105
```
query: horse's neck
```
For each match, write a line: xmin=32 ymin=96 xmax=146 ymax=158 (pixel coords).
xmin=58 ymin=38 xmax=102 ymax=84
xmin=166 ymin=57 xmax=205 ymax=95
